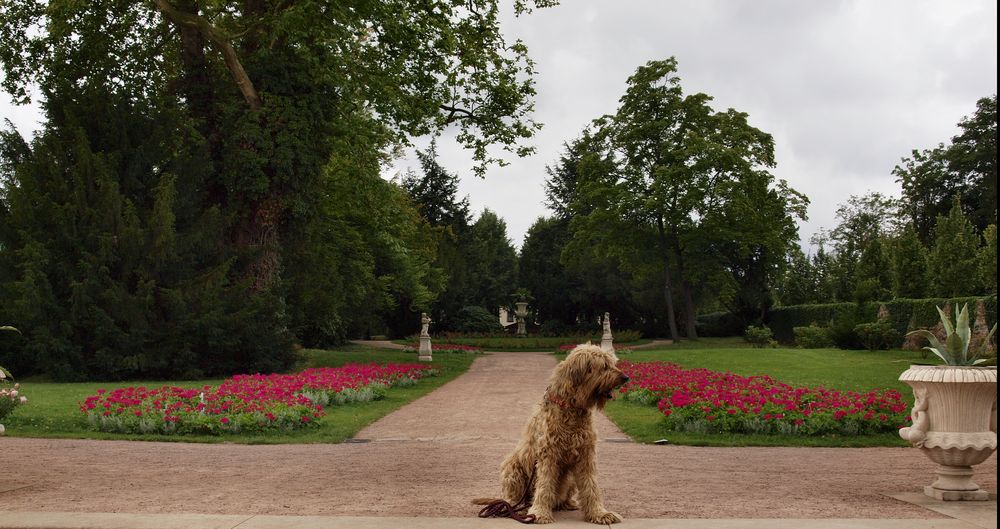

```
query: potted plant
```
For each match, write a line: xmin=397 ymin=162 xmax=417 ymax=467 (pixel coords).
xmin=899 ymin=304 xmax=996 ymax=501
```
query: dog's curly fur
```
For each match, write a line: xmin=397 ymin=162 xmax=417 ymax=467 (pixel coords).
xmin=473 ymin=343 xmax=629 ymax=524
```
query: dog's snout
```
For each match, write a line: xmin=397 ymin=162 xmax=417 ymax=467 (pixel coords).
xmin=620 ymin=374 xmax=630 ymax=384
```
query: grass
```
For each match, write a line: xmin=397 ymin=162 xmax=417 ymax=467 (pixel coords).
xmin=4 ymin=346 xmax=476 ymax=444
xmin=392 ymin=335 xmax=651 ymax=351
xmin=586 ymin=337 xmax=935 ymax=447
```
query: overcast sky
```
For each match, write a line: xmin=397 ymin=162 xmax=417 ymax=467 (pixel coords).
xmin=3 ymin=0 xmax=997 ymax=252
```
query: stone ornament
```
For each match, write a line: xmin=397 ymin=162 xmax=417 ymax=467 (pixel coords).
xmin=898 ymin=365 xmax=997 ymax=500
xmin=418 ymin=312 xmax=432 ymax=361
xmin=515 ymin=302 xmax=528 ymax=337
xmin=601 ymin=312 xmax=615 ymax=358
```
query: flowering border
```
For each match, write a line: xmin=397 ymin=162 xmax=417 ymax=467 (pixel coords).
xmin=80 ymin=363 xmax=438 ymax=435
xmin=618 ymin=361 xmax=909 ymax=436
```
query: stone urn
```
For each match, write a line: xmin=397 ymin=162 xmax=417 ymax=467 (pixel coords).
xmin=514 ymin=302 xmax=528 ymax=337
xmin=898 ymin=365 xmax=997 ymax=500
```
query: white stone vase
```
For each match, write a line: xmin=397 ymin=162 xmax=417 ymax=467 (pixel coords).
xmin=898 ymin=365 xmax=997 ymax=500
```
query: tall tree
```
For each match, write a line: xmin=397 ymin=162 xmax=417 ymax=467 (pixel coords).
xmin=978 ymin=223 xmax=997 ymax=295
xmin=466 ymin=209 xmax=518 ymax=314
xmin=399 ymin=142 xmax=475 ymax=330
xmin=585 ymin=58 xmax=805 ymax=337
xmin=776 ymin=247 xmax=818 ymax=306
xmin=927 ymin=198 xmax=981 ymax=297
xmin=890 ymin=225 xmax=928 ymax=299
xmin=0 ymin=0 xmax=552 ymax=378
xmin=852 ymin=236 xmax=892 ymax=302
xmin=895 ymin=95 xmax=997 ymax=241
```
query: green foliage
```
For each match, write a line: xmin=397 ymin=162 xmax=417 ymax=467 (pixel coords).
xmin=891 ymin=225 xmax=928 ymax=298
xmin=548 ymin=58 xmax=806 ymax=340
xmin=980 ymin=224 xmax=997 ymax=293
xmin=852 ymin=237 xmax=892 ymax=302
xmin=466 ymin=210 xmax=518 ymax=314
xmin=744 ymin=325 xmax=776 ymax=348
xmin=696 ymin=312 xmax=746 ymax=337
xmin=927 ymin=198 xmax=982 ymax=297
xmin=776 ymin=247 xmax=820 ymax=306
xmin=895 ymin=95 xmax=997 ymax=241
xmin=853 ymin=321 xmax=900 ymax=351
xmin=793 ymin=324 xmax=832 ymax=349
xmin=907 ymin=303 xmax=996 ymax=365
xmin=452 ymin=306 xmax=503 ymax=334
xmin=767 ymin=296 xmax=996 ymax=348
xmin=0 ymin=0 xmax=553 ymax=378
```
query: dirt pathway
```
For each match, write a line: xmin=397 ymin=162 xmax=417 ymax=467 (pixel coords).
xmin=0 ymin=352 xmax=995 ymax=520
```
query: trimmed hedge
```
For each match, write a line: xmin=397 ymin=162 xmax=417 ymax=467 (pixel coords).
xmin=696 ymin=311 xmax=745 ymax=337
xmin=766 ymin=295 xmax=997 ymax=344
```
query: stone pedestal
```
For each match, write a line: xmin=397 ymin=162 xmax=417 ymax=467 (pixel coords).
xmin=899 ymin=365 xmax=997 ymax=501
xmin=418 ymin=335 xmax=432 ymax=362
xmin=601 ymin=312 xmax=614 ymax=354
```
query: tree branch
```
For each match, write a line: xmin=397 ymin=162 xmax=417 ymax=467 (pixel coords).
xmin=439 ymin=104 xmax=476 ymax=124
xmin=154 ymin=0 xmax=262 ymax=110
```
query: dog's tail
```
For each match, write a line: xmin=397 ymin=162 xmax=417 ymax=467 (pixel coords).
xmin=471 ymin=497 xmax=501 ymax=505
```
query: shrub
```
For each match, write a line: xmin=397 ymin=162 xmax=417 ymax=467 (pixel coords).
xmin=452 ymin=306 xmax=502 ymax=334
xmin=696 ymin=312 xmax=745 ymax=337
xmin=744 ymin=325 xmax=776 ymax=348
xmin=829 ymin=310 xmax=863 ymax=350
xmin=793 ymin=324 xmax=832 ymax=348
xmin=854 ymin=321 xmax=901 ymax=351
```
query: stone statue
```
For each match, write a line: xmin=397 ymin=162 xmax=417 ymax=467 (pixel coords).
xmin=420 ymin=312 xmax=431 ymax=337
xmin=601 ymin=312 xmax=614 ymax=356
xmin=418 ymin=312 xmax=432 ymax=361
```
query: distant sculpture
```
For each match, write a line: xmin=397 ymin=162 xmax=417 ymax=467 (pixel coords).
xmin=601 ymin=312 xmax=615 ymax=357
xmin=515 ymin=302 xmax=529 ymax=337
xmin=420 ymin=312 xmax=431 ymax=337
xmin=419 ymin=312 xmax=433 ymax=361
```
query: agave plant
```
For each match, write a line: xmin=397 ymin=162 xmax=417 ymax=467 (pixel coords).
xmin=907 ymin=304 xmax=996 ymax=366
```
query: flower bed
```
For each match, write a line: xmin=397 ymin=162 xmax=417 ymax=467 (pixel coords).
xmin=80 ymin=363 xmax=437 ymax=435
xmin=618 ymin=361 xmax=908 ymax=436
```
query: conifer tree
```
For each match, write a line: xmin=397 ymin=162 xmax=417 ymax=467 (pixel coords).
xmin=927 ymin=198 xmax=981 ymax=297
xmin=890 ymin=225 xmax=929 ymax=299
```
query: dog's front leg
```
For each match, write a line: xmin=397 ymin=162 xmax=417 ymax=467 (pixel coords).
xmin=526 ymin=459 xmax=559 ymax=524
xmin=573 ymin=456 xmax=622 ymax=524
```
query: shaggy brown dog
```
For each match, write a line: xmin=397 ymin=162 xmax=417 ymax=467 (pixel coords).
xmin=474 ymin=343 xmax=629 ymax=524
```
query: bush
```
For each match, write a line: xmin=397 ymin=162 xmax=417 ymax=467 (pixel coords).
xmin=696 ymin=312 xmax=745 ymax=337
xmin=854 ymin=321 xmax=901 ymax=351
xmin=744 ymin=325 xmax=777 ymax=348
xmin=452 ymin=306 xmax=502 ymax=334
xmin=793 ymin=324 xmax=832 ymax=348
xmin=829 ymin=310 xmax=863 ymax=350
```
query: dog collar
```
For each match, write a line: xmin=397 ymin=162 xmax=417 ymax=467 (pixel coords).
xmin=545 ymin=391 xmax=573 ymax=409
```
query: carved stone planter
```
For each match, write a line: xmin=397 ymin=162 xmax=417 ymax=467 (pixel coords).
xmin=899 ymin=365 xmax=997 ymax=500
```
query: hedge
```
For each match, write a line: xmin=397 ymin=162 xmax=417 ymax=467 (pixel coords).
xmin=695 ymin=311 xmax=745 ymax=337
xmin=765 ymin=295 xmax=997 ymax=344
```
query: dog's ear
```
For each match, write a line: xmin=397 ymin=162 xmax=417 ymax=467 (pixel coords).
xmin=566 ymin=353 xmax=590 ymax=386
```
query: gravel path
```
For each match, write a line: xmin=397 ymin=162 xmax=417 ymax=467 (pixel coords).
xmin=0 ymin=352 xmax=995 ymax=519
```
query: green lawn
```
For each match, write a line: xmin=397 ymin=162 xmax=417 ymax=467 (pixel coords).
xmin=597 ymin=337 xmax=935 ymax=447
xmin=4 ymin=346 xmax=476 ymax=444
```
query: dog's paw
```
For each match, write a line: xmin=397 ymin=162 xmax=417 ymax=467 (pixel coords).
xmin=585 ymin=510 xmax=623 ymax=524
xmin=527 ymin=507 xmax=555 ymax=524
xmin=555 ymin=499 xmax=579 ymax=511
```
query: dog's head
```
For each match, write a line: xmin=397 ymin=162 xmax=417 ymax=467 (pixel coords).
xmin=549 ymin=343 xmax=629 ymax=409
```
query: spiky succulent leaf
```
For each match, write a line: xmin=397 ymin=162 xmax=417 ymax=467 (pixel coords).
xmin=955 ymin=304 xmax=971 ymax=362
xmin=945 ymin=331 xmax=965 ymax=358
xmin=936 ymin=306 xmax=954 ymax=337
xmin=972 ymin=358 xmax=989 ymax=366
xmin=909 ymin=329 xmax=951 ymax=364
xmin=0 ymin=326 xmax=20 ymax=333
xmin=984 ymin=323 xmax=997 ymax=354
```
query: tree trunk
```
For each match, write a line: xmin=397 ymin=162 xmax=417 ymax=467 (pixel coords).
xmin=681 ymin=280 xmax=698 ymax=339
xmin=657 ymin=218 xmax=680 ymax=341
xmin=235 ymin=197 xmax=282 ymax=292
